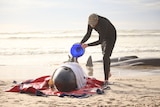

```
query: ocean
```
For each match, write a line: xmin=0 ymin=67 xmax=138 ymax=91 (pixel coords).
xmin=0 ymin=30 xmax=160 ymax=66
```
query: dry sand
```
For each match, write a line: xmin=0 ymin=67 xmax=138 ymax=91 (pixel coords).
xmin=0 ymin=64 xmax=160 ymax=107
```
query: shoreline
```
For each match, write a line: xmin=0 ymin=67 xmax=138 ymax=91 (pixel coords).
xmin=0 ymin=63 xmax=160 ymax=80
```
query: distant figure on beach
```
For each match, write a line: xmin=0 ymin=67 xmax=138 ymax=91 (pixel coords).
xmin=80 ymin=13 xmax=117 ymax=85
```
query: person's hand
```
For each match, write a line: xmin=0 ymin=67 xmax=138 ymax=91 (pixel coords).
xmin=81 ymin=43 xmax=88 ymax=49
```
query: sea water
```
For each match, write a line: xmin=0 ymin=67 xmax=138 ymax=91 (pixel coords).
xmin=0 ymin=30 xmax=160 ymax=66
xmin=0 ymin=30 xmax=160 ymax=79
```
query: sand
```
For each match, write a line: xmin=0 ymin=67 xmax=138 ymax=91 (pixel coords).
xmin=0 ymin=64 xmax=160 ymax=107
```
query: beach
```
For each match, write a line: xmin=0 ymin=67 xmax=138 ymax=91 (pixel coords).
xmin=1 ymin=0 xmax=160 ymax=106
xmin=0 ymin=63 xmax=160 ymax=107
xmin=0 ymin=30 xmax=160 ymax=107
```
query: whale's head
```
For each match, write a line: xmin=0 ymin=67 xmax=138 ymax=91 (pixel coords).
xmin=53 ymin=66 xmax=77 ymax=92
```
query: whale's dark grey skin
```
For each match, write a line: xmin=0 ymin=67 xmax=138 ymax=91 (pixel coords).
xmin=93 ymin=56 xmax=138 ymax=63
xmin=111 ymin=58 xmax=160 ymax=67
xmin=86 ymin=56 xmax=160 ymax=67
xmin=110 ymin=56 xmax=138 ymax=63
xmin=53 ymin=66 xmax=77 ymax=92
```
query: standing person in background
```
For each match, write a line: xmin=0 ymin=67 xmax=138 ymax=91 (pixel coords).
xmin=80 ymin=13 xmax=116 ymax=85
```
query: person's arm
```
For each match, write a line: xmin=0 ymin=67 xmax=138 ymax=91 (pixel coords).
xmin=87 ymin=36 xmax=101 ymax=46
xmin=82 ymin=36 xmax=101 ymax=48
xmin=80 ymin=25 xmax=92 ymax=43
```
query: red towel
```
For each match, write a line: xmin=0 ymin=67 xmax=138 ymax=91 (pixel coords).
xmin=6 ymin=75 xmax=104 ymax=97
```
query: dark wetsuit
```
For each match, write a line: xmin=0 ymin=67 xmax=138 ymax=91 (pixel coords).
xmin=80 ymin=15 xmax=116 ymax=81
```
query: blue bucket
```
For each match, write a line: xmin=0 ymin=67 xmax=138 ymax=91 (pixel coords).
xmin=70 ymin=43 xmax=85 ymax=58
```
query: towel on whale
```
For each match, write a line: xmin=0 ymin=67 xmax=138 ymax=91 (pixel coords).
xmin=6 ymin=63 xmax=104 ymax=97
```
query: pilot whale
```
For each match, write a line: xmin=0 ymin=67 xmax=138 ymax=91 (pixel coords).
xmin=86 ymin=56 xmax=160 ymax=67
xmin=111 ymin=57 xmax=160 ymax=67
xmin=50 ymin=62 xmax=87 ymax=92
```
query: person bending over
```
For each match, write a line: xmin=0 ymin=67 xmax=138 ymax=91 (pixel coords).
xmin=80 ymin=13 xmax=116 ymax=85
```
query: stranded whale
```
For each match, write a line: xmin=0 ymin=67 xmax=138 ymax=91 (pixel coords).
xmin=86 ymin=56 xmax=160 ymax=67
xmin=53 ymin=66 xmax=77 ymax=92
xmin=111 ymin=57 xmax=160 ymax=67
xmin=51 ymin=62 xmax=87 ymax=92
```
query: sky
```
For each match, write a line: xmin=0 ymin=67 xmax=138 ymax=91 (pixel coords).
xmin=0 ymin=0 xmax=160 ymax=32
